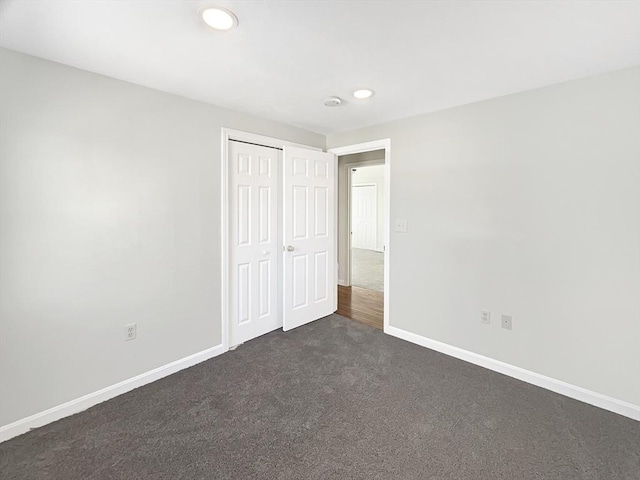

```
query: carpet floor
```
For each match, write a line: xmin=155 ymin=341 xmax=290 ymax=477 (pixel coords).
xmin=1 ymin=315 xmax=638 ymax=479
xmin=351 ymin=248 xmax=384 ymax=292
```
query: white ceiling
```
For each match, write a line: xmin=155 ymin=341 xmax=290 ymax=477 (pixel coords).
xmin=1 ymin=0 xmax=638 ymax=134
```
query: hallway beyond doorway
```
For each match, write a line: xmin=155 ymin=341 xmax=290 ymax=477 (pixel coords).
xmin=336 ymin=285 xmax=383 ymax=330
xmin=351 ymin=248 xmax=384 ymax=292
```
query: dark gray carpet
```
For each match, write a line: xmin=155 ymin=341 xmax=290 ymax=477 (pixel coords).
xmin=1 ymin=315 xmax=638 ymax=479
xmin=351 ymin=248 xmax=384 ymax=291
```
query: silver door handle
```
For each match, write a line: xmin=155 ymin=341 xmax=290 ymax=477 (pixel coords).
xmin=286 ymin=245 xmax=295 ymax=252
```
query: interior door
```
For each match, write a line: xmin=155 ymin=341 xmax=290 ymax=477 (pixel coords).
xmin=283 ymin=146 xmax=336 ymax=331
xmin=229 ymin=141 xmax=281 ymax=346
xmin=351 ymin=184 xmax=377 ymax=250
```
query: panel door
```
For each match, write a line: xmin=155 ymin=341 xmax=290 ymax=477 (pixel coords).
xmin=351 ymin=184 xmax=377 ymax=250
xmin=229 ymin=141 xmax=281 ymax=346
xmin=283 ymin=146 xmax=336 ymax=331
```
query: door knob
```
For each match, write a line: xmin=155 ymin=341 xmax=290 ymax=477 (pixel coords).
xmin=286 ymin=245 xmax=295 ymax=252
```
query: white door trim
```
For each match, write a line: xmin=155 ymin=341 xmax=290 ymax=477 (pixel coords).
xmin=221 ymin=128 xmax=321 ymax=350
xmin=328 ymin=139 xmax=391 ymax=333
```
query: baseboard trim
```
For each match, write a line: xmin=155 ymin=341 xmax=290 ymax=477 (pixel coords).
xmin=0 ymin=343 xmax=227 ymax=443
xmin=337 ymin=279 xmax=349 ymax=287
xmin=385 ymin=325 xmax=640 ymax=421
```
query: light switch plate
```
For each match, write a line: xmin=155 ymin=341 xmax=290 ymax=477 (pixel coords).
xmin=394 ymin=219 xmax=408 ymax=233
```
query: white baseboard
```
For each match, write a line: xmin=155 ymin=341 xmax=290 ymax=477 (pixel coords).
xmin=337 ymin=278 xmax=349 ymax=287
xmin=4 ymin=328 xmax=637 ymax=444
xmin=385 ymin=326 xmax=640 ymax=421
xmin=0 ymin=344 xmax=227 ymax=443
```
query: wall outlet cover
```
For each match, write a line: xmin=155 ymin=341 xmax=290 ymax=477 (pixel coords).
xmin=481 ymin=310 xmax=491 ymax=325
xmin=125 ymin=323 xmax=137 ymax=341
xmin=501 ymin=314 xmax=512 ymax=330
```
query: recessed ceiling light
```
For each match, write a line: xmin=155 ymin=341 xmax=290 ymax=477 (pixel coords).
xmin=353 ymin=89 xmax=374 ymax=99
xmin=202 ymin=7 xmax=238 ymax=31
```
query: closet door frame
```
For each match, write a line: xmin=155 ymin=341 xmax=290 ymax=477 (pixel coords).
xmin=221 ymin=128 xmax=322 ymax=350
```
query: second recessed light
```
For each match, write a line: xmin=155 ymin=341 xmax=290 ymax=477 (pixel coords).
xmin=353 ymin=89 xmax=374 ymax=99
xmin=202 ymin=7 xmax=238 ymax=31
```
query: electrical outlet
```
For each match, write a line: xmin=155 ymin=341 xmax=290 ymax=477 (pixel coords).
xmin=501 ymin=314 xmax=512 ymax=330
xmin=481 ymin=310 xmax=491 ymax=325
xmin=125 ymin=323 xmax=137 ymax=341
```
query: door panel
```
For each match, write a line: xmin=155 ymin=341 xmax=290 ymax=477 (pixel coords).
xmin=293 ymin=186 xmax=307 ymax=239
xmin=314 ymin=187 xmax=328 ymax=236
xmin=229 ymin=141 xmax=281 ymax=346
xmin=292 ymin=254 xmax=308 ymax=309
xmin=283 ymin=146 xmax=336 ymax=331
xmin=237 ymin=263 xmax=250 ymax=324
xmin=258 ymin=186 xmax=271 ymax=243
xmin=314 ymin=251 xmax=328 ymax=301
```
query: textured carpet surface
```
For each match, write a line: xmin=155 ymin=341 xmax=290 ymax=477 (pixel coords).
xmin=351 ymin=248 xmax=384 ymax=291
xmin=1 ymin=314 xmax=638 ymax=479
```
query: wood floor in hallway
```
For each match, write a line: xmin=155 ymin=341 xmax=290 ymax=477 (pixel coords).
xmin=336 ymin=285 xmax=384 ymax=330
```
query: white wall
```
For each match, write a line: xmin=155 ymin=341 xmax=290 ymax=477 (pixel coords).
xmin=0 ymin=48 xmax=324 ymax=427
xmin=352 ymin=165 xmax=385 ymax=252
xmin=337 ymin=151 xmax=384 ymax=284
xmin=328 ymin=67 xmax=640 ymax=407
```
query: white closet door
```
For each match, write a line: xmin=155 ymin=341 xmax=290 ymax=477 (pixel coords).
xmin=229 ymin=141 xmax=281 ymax=346
xmin=283 ymin=146 xmax=336 ymax=331
xmin=351 ymin=184 xmax=377 ymax=250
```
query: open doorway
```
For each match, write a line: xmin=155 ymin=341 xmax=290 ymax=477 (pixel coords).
xmin=351 ymin=164 xmax=385 ymax=292
xmin=328 ymin=144 xmax=389 ymax=331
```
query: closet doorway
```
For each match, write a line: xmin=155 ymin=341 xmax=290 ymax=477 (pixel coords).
xmin=222 ymin=129 xmax=337 ymax=349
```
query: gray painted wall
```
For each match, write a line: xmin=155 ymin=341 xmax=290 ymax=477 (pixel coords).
xmin=328 ymin=67 xmax=640 ymax=406
xmin=2 ymin=47 xmax=638 ymax=428
xmin=0 ymin=49 xmax=324 ymax=426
